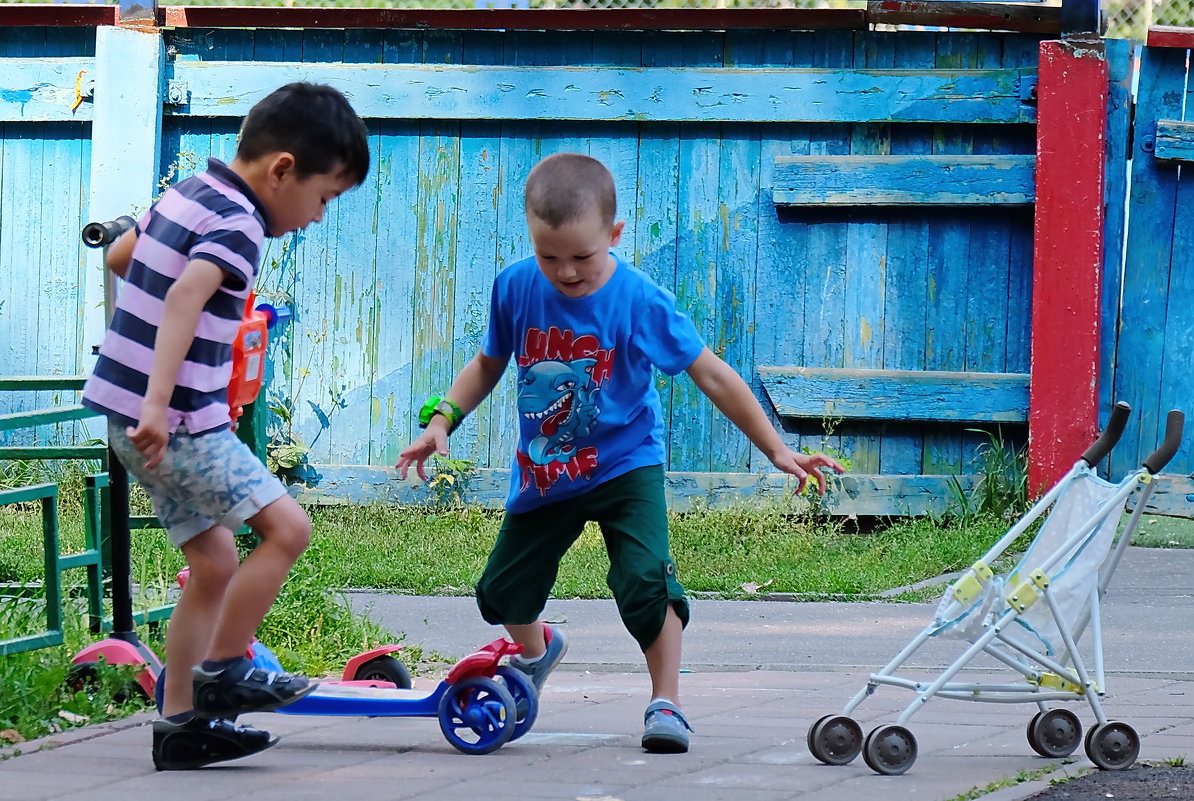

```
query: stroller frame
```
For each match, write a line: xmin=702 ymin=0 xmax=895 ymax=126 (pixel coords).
xmin=807 ymin=403 xmax=1185 ymax=776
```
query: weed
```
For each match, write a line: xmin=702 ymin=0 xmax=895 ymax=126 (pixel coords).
xmin=426 ymin=456 xmax=478 ymax=508
xmin=947 ymin=761 xmax=1076 ymax=801
xmin=1165 ymin=755 xmax=1187 ymax=767
xmin=946 ymin=427 xmax=1028 ymax=525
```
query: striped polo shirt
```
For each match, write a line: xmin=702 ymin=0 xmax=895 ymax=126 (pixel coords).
xmin=83 ymin=159 xmax=272 ymax=436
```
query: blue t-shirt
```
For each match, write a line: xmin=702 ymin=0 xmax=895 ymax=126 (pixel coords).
xmin=483 ymin=254 xmax=705 ymax=512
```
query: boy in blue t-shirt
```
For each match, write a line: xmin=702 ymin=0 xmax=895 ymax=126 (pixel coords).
xmin=397 ymin=153 xmax=843 ymax=753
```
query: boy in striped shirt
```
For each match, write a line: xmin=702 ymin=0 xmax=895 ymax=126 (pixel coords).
xmin=83 ymin=82 xmax=369 ymax=771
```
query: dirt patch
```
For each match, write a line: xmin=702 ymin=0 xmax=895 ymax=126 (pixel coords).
xmin=1021 ymin=764 xmax=1192 ymax=801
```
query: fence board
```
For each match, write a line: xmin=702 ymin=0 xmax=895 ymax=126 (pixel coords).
xmin=167 ymin=61 xmax=1037 ymax=124
xmin=1109 ymin=46 xmax=1186 ymax=479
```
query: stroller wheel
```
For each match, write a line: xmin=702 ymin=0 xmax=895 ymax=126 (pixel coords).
xmin=1027 ymin=709 xmax=1082 ymax=757
xmin=1085 ymin=722 xmax=1140 ymax=771
xmin=807 ymin=715 xmax=863 ymax=765
xmin=863 ymin=725 xmax=917 ymax=776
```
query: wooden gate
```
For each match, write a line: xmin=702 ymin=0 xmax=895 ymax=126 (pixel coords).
xmin=1104 ymin=28 xmax=1193 ymax=515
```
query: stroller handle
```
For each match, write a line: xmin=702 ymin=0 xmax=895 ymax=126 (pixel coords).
xmin=1143 ymin=409 xmax=1185 ymax=475
xmin=1081 ymin=401 xmax=1131 ymax=467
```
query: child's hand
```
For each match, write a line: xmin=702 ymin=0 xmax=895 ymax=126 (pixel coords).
xmin=127 ymin=404 xmax=170 ymax=469
xmin=395 ymin=424 xmax=449 ymax=482
xmin=770 ymin=448 xmax=845 ymax=496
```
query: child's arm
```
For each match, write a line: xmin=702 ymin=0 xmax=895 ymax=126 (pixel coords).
xmin=105 ymin=229 xmax=137 ymax=279
xmin=125 ymin=259 xmax=225 ymax=469
xmin=686 ymin=347 xmax=844 ymax=495
xmin=396 ymin=351 xmax=508 ymax=482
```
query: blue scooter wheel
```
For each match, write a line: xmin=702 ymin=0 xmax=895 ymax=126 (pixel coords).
xmin=437 ymin=675 xmax=517 ymax=755
xmin=495 ymin=666 xmax=538 ymax=741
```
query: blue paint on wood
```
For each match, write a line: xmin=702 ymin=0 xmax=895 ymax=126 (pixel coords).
xmin=773 ymin=154 xmax=1035 ymax=206
xmin=1155 ymin=120 xmax=1194 ymax=163
xmin=670 ymin=32 xmax=724 ymax=474
xmin=1111 ymin=46 xmax=1187 ymax=478
xmin=167 ymin=61 xmax=1037 ymax=125
xmin=634 ymin=31 xmax=685 ymax=470
xmin=758 ymin=367 xmax=1029 ymax=423
xmin=0 ymin=57 xmax=93 ymax=122
xmin=4 ymin=26 xmax=1049 ymax=502
xmin=300 ymin=464 xmax=978 ymax=517
xmin=1099 ymin=38 xmax=1134 ymax=450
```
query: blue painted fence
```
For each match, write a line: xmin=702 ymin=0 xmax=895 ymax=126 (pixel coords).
xmin=0 ymin=23 xmax=1046 ymax=515
xmin=1105 ymin=37 xmax=1194 ymax=516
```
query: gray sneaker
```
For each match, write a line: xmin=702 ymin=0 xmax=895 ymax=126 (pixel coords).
xmin=508 ymin=625 xmax=568 ymax=693
xmin=642 ymin=700 xmax=692 ymax=754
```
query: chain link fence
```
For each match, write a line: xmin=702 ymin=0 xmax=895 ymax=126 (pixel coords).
xmin=1106 ymin=0 xmax=1193 ymax=39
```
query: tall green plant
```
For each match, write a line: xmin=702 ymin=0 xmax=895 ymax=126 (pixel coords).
xmin=947 ymin=428 xmax=1028 ymax=525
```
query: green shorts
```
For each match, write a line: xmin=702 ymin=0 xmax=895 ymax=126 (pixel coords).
xmin=475 ymin=464 xmax=689 ymax=651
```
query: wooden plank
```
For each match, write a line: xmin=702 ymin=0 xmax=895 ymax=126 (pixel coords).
xmin=297 ymin=464 xmax=977 ymax=516
xmin=772 ymin=154 xmax=1035 ymax=206
xmin=867 ymin=2 xmax=1061 ymax=34
xmin=0 ymin=57 xmax=94 ymax=122
xmin=758 ymin=367 xmax=1029 ymax=422
xmin=713 ymin=32 xmax=762 ymax=473
xmin=1029 ymin=39 xmax=1107 ymax=492
xmin=1131 ymin=475 xmax=1194 ymax=517
xmin=168 ymin=61 xmax=1037 ymax=125
xmin=635 ymin=31 xmax=683 ymax=470
xmin=837 ymin=31 xmax=895 ymax=474
xmin=1155 ymin=120 xmax=1194 ymax=163
xmin=960 ymin=33 xmax=1018 ymax=474
xmin=486 ymin=31 xmax=541 ymax=473
xmin=799 ymin=30 xmax=853 ymax=464
xmin=1148 ymin=25 xmax=1194 ymax=50
xmin=671 ymin=32 xmax=723 ymax=474
xmin=161 ymin=6 xmax=865 ymax=31
xmin=1110 ymin=47 xmax=1186 ymax=479
xmin=0 ymin=4 xmax=117 ymax=27
xmin=84 ymin=27 xmax=163 ymax=394
xmin=1098 ymin=38 xmax=1133 ymax=454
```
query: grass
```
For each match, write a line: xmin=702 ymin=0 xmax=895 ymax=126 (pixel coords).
xmin=283 ymin=500 xmax=1023 ymax=599
xmin=0 ymin=592 xmax=151 ymax=752
xmin=946 ymin=762 xmax=1077 ymax=801
xmin=0 ymin=477 xmax=422 ymax=746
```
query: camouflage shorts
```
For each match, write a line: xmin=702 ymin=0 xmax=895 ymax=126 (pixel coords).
xmin=108 ymin=421 xmax=287 ymax=547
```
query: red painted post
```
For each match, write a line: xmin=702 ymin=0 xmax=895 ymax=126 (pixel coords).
xmin=1029 ymin=39 xmax=1109 ymax=493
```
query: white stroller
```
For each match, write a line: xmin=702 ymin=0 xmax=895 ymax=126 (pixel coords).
xmin=807 ymin=403 xmax=1185 ymax=775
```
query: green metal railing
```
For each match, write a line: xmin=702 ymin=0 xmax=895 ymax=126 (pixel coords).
xmin=0 ymin=376 xmax=107 ymax=655
xmin=1 ymin=375 xmax=265 ymax=652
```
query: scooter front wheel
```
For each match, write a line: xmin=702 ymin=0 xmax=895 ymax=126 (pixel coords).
xmin=437 ymin=676 xmax=517 ymax=755
xmin=495 ymin=665 xmax=539 ymax=740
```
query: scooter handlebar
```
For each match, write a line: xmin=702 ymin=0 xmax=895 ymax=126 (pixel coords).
xmin=1081 ymin=401 xmax=1131 ymax=467
xmin=1143 ymin=409 xmax=1184 ymax=475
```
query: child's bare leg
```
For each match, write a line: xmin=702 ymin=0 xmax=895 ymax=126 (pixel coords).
xmin=644 ymin=604 xmax=683 ymax=705
xmin=204 ymin=495 xmax=311 ymax=660
xmin=505 ymin=621 xmax=547 ymax=658
xmin=161 ymin=526 xmax=238 ymax=717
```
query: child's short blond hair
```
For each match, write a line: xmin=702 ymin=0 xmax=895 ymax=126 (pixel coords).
xmin=524 ymin=153 xmax=616 ymax=228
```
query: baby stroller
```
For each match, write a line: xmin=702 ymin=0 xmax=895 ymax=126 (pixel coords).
xmin=807 ymin=402 xmax=1185 ymax=776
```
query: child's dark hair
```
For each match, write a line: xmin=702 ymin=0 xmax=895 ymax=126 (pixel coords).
xmin=524 ymin=153 xmax=616 ymax=228
xmin=237 ymin=82 xmax=370 ymax=185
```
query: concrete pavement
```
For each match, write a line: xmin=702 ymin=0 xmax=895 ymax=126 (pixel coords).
xmin=3 ymin=546 xmax=1193 ymax=801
